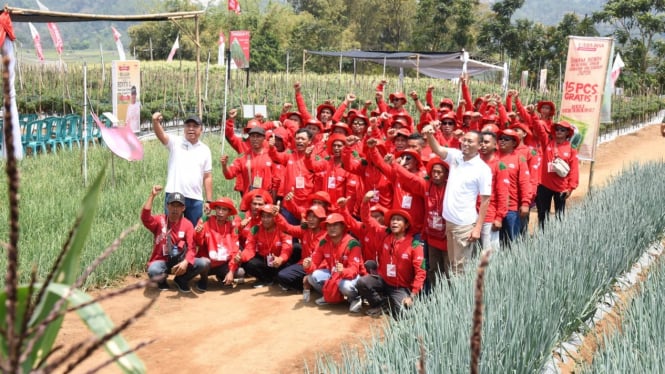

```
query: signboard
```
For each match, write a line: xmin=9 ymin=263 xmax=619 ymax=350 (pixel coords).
xmin=112 ymin=60 xmax=141 ymax=133
xmin=559 ymin=37 xmax=613 ymax=160
xmin=229 ymin=30 xmax=250 ymax=70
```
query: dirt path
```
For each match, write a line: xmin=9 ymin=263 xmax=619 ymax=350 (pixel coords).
xmin=56 ymin=125 xmax=665 ymax=373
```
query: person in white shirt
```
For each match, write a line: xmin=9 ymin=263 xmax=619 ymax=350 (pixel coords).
xmin=422 ymin=124 xmax=492 ymax=274
xmin=152 ymin=112 xmax=213 ymax=226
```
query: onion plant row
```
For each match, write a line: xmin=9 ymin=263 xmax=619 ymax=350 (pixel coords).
xmin=581 ymin=256 xmax=665 ymax=373
xmin=313 ymin=162 xmax=665 ymax=373
xmin=0 ymin=134 xmax=238 ymax=288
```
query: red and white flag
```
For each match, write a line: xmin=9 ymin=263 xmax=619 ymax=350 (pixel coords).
xmin=218 ymin=32 xmax=225 ymax=66
xmin=36 ymin=0 xmax=63 ymax=55
xmin=166 ymin=35 xmax=179 ymax=62
xmin=28 ymin=22 xmax=44 ymax=61
xmin=610 ymin=52 xmax=625 ymax=88
xmin=111 ymin=26 xmax=126 ymax=60
xmin=228 ymin=0 xmax=241 ymax=14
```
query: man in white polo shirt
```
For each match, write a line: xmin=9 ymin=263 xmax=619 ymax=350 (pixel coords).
xmin=152 ymin=112 xmax=213 ymax=226
xmin=422 ymin=124 xmax=492 ymax=274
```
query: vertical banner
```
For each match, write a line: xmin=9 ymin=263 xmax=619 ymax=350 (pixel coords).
xmin=28 ymin=22 xmax=44 ymax=61
xmin=218 ymin=32 xmax=225 ymax=66
xmin=229 ymin=30 xmax=250 ymax=70
xmin=520 ymin=71 xmax=528 ymax=88
xmin=112 ymin=60 xmax=141 ymax=132
xmin=559 ymin=36 xmax=613 ymax=161
xmin=539 ymin=69 xmax=548 ymax=93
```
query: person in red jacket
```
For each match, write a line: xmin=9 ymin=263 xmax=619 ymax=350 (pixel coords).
xmin=142 ymin=186 xmax=209 ymax=293
xmin=194 ymin=197 xmax=242 ymax=290
xmin=497 ymin=129 xmax=532 ymax=242
xmin=302 ymin=213 xmax=363 ymax=312
xmin=275 ymin=205 xmax=327 ymax=297
xmin=533 ymin=120 xmax=579 ymax=229
xmin=237 ymin=204 xmax=293 ymax=288
xmin=479 ymin=131 xmax=509 ymax=252
xmin=393 ymin=156 xmax=450 ymax=287
xmin=221 ymin=126 xmax=279 ymax=200
xmin=356 ymin=208 xmax=426 ymax=318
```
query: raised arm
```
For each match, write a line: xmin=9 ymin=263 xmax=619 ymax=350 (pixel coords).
xmin=421 ymin=123 xmax=449 ymax=160
xmin=151 ymin=112 xmax=169 ymax=145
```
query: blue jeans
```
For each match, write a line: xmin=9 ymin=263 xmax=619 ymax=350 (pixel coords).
xmin=164 ymin=193 xmax=203 ymax=226
xmin=501 ymin=210 xmax=523 ymax=243
xmin=338 ymin=275 xmax=360 ymax=299
xmin=308 ymin=269 xmax=331 ymax=293
xmin=147 ymin=257 xmax=210 ymax=283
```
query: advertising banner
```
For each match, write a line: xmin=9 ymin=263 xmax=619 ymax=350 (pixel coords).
xmin=112 ymin=60 xmax=141 ymax=133
xmin=229 ymin=30 xmax=250 ymax=70
xmin=559 ymin=36 xmax=613 ymax=160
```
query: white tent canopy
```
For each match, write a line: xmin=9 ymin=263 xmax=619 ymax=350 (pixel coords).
xmin=304 ymin=50 xmax=504 ymax=79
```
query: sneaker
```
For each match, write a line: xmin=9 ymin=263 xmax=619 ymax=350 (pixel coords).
xmin=302 ymin=289 xmax=311 ymax=302
xmin=365 ymin=306 xmax=383 ymax=317
xmin=174 ymin=277 xmax=191 ymax=293
xmin=235 ymin=267 xmax=246 ymax=278
xmin=315 ymin=296 xmax=328 ymax=306
xmin=196 ymin=277 xmax=208 ymax=292
xmin=157 ymin=281 xmax=170 ymax=290
xmin=253 ymin=281 xmax=273 ymax=289
xmin=349 ymin=297 xmax=363 ymax=313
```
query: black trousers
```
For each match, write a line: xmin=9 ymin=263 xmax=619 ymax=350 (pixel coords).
xmin=535 ymin=184 xmax=567 ymax=230
xmin=356 ymin=274 xmax=411 ymax=317
xmin=243 ymin=255 xmax=284 ymax=283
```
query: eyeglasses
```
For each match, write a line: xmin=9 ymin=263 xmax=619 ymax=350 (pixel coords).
xmin=554 ymin=127 xmax=568 ymax=132
xmin=498 ymin=136 xmax=514 ymax=141
xmin=352 ymin=120 xmax=365 ymax=126
xmin=403 ymin=155 xmax=414 ymax=161
xmin=441 ymin=121 xmax=456 ymax=126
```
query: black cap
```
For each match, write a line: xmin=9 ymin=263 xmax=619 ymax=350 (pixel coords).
xmin=184 ymin=115 xmax=202 ymax=127
xmin=247 ymin=126 xmax=266 ymax=136
xmin=167 ymin=192 xmax=186 ymax=205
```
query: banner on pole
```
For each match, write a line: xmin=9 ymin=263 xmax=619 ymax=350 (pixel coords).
xmin=112 ymin=60 xmax=141 ymax=133
xmin=559 ymin=36 xmax=613 ymax=161
xmin=520 ymin=71 xmax=528 ymax=88
xmin=229 ymin=30 xmax=250 ymax=70
xmin=218 ymin=32 xmax=225 ymax=66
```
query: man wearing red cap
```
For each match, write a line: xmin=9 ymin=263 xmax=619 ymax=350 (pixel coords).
xmin=268 ymin=128 xmax=316 ymax=225
xmin=274 ymin=205 xmax=328 ymax=296
xmin=237 ymin=204 xmax=293 ymax=288
xmin=194 ymin=197 xmax=242 ymax=290
xmin=142 ymin=186 xmax=209 ymax=292
xmin=532 ymin=120 xmax=579 ymax=229
xmin=356 ymin=208 xmax=426 ymax=317
xmin=497 ymin=129 xmax=532 ymax=242
xmin=304 ymin=134 xmax=350 ymax=204
xmin=422 ymin=125 xmax=492 ymax=274
xmin=479 ymin=131 xmax=509 ymax=252
xmin=302 ymin=213 xmax=363 ymax=312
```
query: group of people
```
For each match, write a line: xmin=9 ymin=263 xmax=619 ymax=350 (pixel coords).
xmin=141 ymin=77 xmax=579 ymax=318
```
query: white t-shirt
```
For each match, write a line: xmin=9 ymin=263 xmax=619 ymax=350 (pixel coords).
xmin=125 ymin=102 xmax=141 ymax=133
xmin=442 ymin=149 xmax=492 ymax=225
xmin=164 ymin=135 xmax=212 ymax=201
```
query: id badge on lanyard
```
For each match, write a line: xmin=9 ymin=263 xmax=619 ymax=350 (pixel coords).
xmin=295 ymin=176 xmax=305 ymax=189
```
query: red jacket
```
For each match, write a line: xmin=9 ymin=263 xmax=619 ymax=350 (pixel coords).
xmin=341 ymin=146 xmax=393 ymax=209
xmin=377 ymin=235 xmax=426 ymax=295
xmin=498 ymin=150 xmax=532 ymax=211
xmin=308 ymin=234 xmax=362 ymax=280
xmin=392 ymin=162 xmax=447 ymax=251
xmin=274 ymin=214 xmax=325 ymax=264
xmin=223 ymin=149 xmax=279 ymax=195
xmin=194 ymin=217 xmax=240 ymax=271
xmin=482 ymin=154 xmax=509 ymax=224
xmin=241 ymin=224 xmax=293 ymax=264
xmin=305 ymin=155 xmax=349 ymax=204
xmin=141 ymin=209 xmax=196 ymax=266
xmin=367 ymin=147 xmax=426 ymax=235
xmin=268 ymin=147 xmax=315 ymax=215
xmin=533 ymin=122 xmax=580 ymax=193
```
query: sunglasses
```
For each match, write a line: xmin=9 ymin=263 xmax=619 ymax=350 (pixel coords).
xmin=352 ymin=120 xmax=365 ymax=125
xmin=498 ymin=136 xmax=514 ymax=141
xmin=554 ymin=127 xmax=569 ymax=132
xmin=441 ymin=121 xmax=456 ymax=126
xmin=403 ymin=155 xmax=414 ymax=161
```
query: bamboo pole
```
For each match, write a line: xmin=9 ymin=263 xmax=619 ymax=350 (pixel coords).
xmin=195 ymin=15 xmax=202 ymax=119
